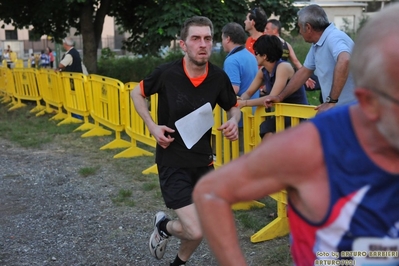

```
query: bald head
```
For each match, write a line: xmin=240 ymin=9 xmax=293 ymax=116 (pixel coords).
xmin=351 ymin=4 xmax=399 ymax=91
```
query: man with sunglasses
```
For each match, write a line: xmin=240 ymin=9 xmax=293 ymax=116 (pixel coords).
xmin=194 ymin=4 xmax=399 ymax=266
xmin=244 ymin=7 xmax=268 ymax=56
xmin=244 ymin=7 xmax=268 ymax=96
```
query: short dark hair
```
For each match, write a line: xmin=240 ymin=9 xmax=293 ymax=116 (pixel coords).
xmin=253 ymin=35 xmax=282 ymax=63
xmin=222 ymin=22 xmax=247 ymax=45
xmin=267 ymin=19 xmax=282 ymax=35
xmin=180 ymin=16 xmax=214 ymax=41
xmin=249 ymin=7 xmax=268 ymax=33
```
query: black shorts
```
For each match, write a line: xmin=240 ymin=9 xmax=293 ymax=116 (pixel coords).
xmin=157 ymin=165 xmax=214 ymax=210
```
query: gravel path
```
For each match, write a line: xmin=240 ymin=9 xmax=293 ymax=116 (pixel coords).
xmin=0 ymin=137 xmax=218 ymax=266
xmin=0 ymin=136 xmax=289 ymax=266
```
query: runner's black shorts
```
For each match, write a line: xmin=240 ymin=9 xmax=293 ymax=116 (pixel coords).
xmin=157 ymin=165 xmax=214 ymax=210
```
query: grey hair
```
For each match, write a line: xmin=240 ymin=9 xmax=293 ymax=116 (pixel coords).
xmin=350 ymin=4 xmax=399 ymax=91
xmin=63 ymin=37 xmax=74 ymax=46
xmin=297 ymin=4 xmax=329 ymax=32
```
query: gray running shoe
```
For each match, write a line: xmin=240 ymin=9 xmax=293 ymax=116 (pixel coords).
xmin=149 ymin=211 xmax=169 ymax=259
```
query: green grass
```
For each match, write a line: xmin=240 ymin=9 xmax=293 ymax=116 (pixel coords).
xmin=0 ymin=100 xmax=78 ymax=147
xmin=142 ymin=181 xmax=158 ymax=191
xmin=286 ymin=35 xmax=312 ymax=64
xmin=306 ymin=90 xmax=321 ymax=106
xmin=234 ymin=196 xmax=278 ymax=232
xmin=78 ymin=166 xmax=98 ymax=177
xmin=111 ymin=189 xmax=135 ymax=207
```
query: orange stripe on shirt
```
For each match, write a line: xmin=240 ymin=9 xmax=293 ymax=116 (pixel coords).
xmin=183 ymin=59 xmax=208 ymax=87
xmin=139 ymin=80 xmax=146 ymax=97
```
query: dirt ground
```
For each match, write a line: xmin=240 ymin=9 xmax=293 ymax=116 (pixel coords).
xmin=0 ymin=133 xmax=291 ymax=266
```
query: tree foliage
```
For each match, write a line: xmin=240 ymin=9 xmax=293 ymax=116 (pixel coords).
xmin=0 ymin=0 xmax=298 ymax=71
xmin=113 ymin=0 xmax=298 ymax=56
xmin=0 ymin=0 xmax=111 ymax=73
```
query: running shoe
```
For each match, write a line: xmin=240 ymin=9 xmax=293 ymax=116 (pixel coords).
xmin=149 ymin=211 xmax=169 ymax=259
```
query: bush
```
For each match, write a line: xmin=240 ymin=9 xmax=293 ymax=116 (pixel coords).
xmin=98 ymin=56 xmax=162 ymax=83
xmin=285 ymin=35 xmax=311 ymax=63
xmin=100 ymin=47 xmax=115 ymax=60
xmin=97 ymin=50 xmax=228 ymax=83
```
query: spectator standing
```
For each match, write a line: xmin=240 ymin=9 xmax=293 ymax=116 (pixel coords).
xmin=221 ymin=22 xmax=258 ymax=146
xmin=193 ymin=4 xmax=399 ymax=266
xmin=39 ymin=50 xmax=50 ymax=68
xmin=130 ymin=16 xmax=241 ymax=266
xmin=3 ymin=47 xmax=10 ymax=68
xmin=265 ymin=4 xmax=356 ymax=113
xmin=244 ymin=7 xmax=267 ymax=55
xmin=30 ymin=53 xmax=36 ymax=68
xmin=58 ymin=37 xmax=83 ymax=73
xmin=4 ymin=45 xmax=16 ymax=68
xmin=58 ymin=37 xmax=83 ymax=120
xmin=47 ymin=47 xmax=55 ymax=68
xmin=238 ymin=35 xmax=308 ymax=138
xmin=9 ymin=49 xmax=17 ymax=64
xmin=244 ymin=7 xmax=268 ymax=96
xmin=265 ymin=19 xmax=316 ymax=89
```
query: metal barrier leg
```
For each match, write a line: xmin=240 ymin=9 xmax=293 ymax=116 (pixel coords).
xmin=100 ymin=131 xmax=131 ymax=150
xmin=49 ymin=108 xmax=68 ymax=121
xmin=81 ymin=126 xmax=112 ymax=137
xmin=142 ymin=164 xmax=158 ymax=175
xmin=8 ymin=98 xmax=26 ymax=111
xmin=57 ymin=115 xmax=84 ymax=126
xmin=232 ymin=201 xmax=265 ymax=211
xmin=250 ymin=191 xmax=289 ymax=243
xmin=28 ymin=100 xmax=45 ymax=113
xmin=113 ymin=146 xmax=153 ymax=158
xmin=250 ymin=216 xmax=289 ymax=243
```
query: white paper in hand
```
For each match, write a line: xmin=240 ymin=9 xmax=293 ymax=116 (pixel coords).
xmin=175 ymin=102 xmax=214 ymax=149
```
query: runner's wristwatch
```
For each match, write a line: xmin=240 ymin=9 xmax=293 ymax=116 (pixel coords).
xmin=326 ymin=96 xmax=339 ymax=103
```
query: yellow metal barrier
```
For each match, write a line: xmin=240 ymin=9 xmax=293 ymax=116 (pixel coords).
xmin=36 ymin=69 xmax=67 ymax=120
xmin=83 ymin=74 xmax=130 ymax=150
xmin=212 ymin=105 xmax=241 ymax=168
xmin=0 ymin=68 xmax=5 ymax=97
xmin=14 ymin=59 xmax=24 ymax=68
xmin=10 ymin=68 xmax=44 ymax=113
xmin=250 ymin=103 xmax=317 ymax=243
xmin=209 ymin=105 xmax=264 ymax=211
xmin=114 ymin=82 xmax=156 ymax=173
xmin=58 ymin=72 xmax=93 ymax=131
xmin=0 ymin=67 xmax=13 ymax=104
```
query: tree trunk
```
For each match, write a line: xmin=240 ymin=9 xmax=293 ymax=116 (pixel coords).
xmin=79 ymin=0 xmax=112 ymax=74
xmin=80 ymin=3 xmax=98 ymax=74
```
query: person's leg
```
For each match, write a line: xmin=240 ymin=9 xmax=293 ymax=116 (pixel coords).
xmin=167 ymin=203 xmax=202 ymax=262
xmin=152 ymin=165 xmax=212 ymax=264
xmin=259 ymin=116 xmax=276 ymax=139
